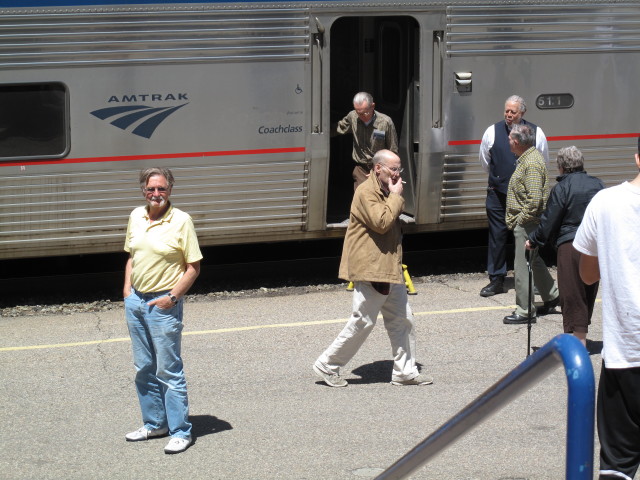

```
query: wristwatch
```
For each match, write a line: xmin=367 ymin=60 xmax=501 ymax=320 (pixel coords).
xmin=167 ymin=293 xmax=178 ymax=304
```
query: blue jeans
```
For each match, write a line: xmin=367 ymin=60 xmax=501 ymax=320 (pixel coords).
xmin=125 ymin=288 xmax=191 ymax=439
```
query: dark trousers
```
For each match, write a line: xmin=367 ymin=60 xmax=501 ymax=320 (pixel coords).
xmin=556 ymin=242 xmax=598 ymax=334
xmin=598 ymin=362 xmax=640 ymax=479
xmin=352 ymin=164 xmax=371 ymax=191
xmin=485 ymin=188 xmax=508 ymax=280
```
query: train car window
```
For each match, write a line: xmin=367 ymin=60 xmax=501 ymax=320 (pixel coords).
xmin=0 ymin=83 xmax=68 ymax=161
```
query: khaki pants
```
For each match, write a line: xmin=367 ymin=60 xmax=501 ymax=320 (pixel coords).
xmin=513 ymin=223 xmax=559 ymax=317
xmin=315 ymin=281 xmax=421 ymax=382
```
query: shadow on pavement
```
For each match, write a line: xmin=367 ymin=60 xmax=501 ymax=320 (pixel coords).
xmin=349 ymin=361 xmax=426 ymax=385
xmin=191 ymin=415 xmax=233 ymax=441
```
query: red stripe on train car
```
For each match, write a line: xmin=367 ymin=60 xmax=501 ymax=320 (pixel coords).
xmin=448 ymin=132 xmax=640 ymax=146
xmin=0 ymin=147 xmax=306 ymax=168
xmin=448 ymin=139 xmax=482 ymax=145
xmin=546 ymin=133 xmax=640 ymax=141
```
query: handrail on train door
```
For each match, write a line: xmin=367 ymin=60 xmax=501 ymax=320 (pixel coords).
xmin=375 ymin=334 xmax=595 ymax=480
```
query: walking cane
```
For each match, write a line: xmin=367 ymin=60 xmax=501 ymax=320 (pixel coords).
xmin=525 ymin=249 xmax=533 ymax=357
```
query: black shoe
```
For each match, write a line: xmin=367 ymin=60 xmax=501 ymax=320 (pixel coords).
xmin=537 ymin=296 xmax=560 ymax=316
xmin=503 ymin=313 xmax=536 ymax=325
xmin=480 ymin=278 xmax=505 ymax=297
xmin=586 ymin=339 xmax=603 ymax=355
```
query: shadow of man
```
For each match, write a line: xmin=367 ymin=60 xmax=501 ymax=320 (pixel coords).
xmin=349 ymin=360 xmax=425 ymax=385
xmin=190 ymin=415 xmax=233 ymax=445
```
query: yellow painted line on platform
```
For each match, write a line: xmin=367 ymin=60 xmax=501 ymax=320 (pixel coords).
xmin=1 ymin=301 xmax=583 ymax=352
xmin=0 ymin=318 xmax=360 ymax=351
xmin=0 ymin=337 xmax=130 ymax=352
xmin=0 ymin=336 xmax=132 ymax=352
xmin=415 ymin=305 xmax=516 ymax=316
xmin=182 ymin=317 xmax=355 ymax=336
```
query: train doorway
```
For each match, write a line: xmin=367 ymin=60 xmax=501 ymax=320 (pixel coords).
xmin=327 ymin=16 xmax=419 ymax=225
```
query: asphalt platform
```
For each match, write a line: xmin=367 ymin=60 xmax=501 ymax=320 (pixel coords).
xmin=1 ymin=270 xmax=620 ymax=480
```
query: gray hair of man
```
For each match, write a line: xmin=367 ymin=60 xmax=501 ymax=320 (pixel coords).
xmin=509 ymin=123 xmax=536 ymax=148
xmin=372 ymin=149 xmax=399 ymax=166
xmin=556 ymin=146 xmax=585 ymax=173
xmin=353 ymin=91 xmax=374 ymax=107
xmin=139 ymin=167 xmax=175 ymax=190
xmin=505 ymin=94 xmax=527 ymax=113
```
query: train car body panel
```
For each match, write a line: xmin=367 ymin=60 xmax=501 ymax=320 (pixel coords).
xmin=441 ymin=3 xmax=640 ymax=222
xmin=0 ymin=0 xmax=639 ymax=259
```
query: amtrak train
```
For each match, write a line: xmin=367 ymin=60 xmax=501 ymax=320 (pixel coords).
xmin=1 ymin=0 xmax=639 ymax=259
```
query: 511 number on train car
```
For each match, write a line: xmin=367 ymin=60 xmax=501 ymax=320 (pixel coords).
xmin=536 ymin=94 xmax=574 ymax=109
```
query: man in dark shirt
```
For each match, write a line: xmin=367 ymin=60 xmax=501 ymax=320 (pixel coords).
xmin=478 ymin=95 xmax=549 ymax=297
xmin=336 ymin=92 xmax=399 ymax=190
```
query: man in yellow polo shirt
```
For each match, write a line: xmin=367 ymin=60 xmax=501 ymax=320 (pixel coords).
xmin=123 ymin=167 xmax=202 ymax=454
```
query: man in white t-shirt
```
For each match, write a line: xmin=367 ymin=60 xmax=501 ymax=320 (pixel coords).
xmin=573 ymin=137 xmax=640 ymax=480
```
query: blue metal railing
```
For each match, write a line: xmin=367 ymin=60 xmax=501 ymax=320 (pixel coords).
xmin=375 ymin=334 xmax=595 ymax=480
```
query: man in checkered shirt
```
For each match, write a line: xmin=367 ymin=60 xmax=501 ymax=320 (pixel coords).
xmin=503 ymin=123 xmax=559 ymax=325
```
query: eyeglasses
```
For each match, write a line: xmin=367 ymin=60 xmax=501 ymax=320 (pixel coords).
xmin=144 ymin=187 xmax=168 ymax=193
xmin=381 ymin=164 xmax=404 ymax=174
xmin=356 ymin=108 xmax=374 ymax=117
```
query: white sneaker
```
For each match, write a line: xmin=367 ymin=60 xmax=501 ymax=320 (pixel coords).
xmin=313 ymin=364 xmax=348 ymax=387
xmin=391 ymin=373 xmax=434 ymax=386
xmin=164 ymin=436 xmax=192 ymax=454
xmin=125 ymin=426 xmax=169 ymax=442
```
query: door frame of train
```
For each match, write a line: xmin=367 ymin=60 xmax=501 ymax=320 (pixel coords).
xmin=325 ymin=15 xmax=420 ymax=225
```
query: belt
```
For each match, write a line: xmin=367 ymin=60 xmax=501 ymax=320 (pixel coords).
xmin=132 ymin=288 xmax=170 ymax=300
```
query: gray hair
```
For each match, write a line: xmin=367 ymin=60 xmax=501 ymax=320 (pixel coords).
xmin=505 ymin=95 xmax=527 ymax=113
xmin=510 ymin=123 xmax=535 ymax=148
xmin=372 ymin=149 xmax=399 ymax=166
xmin=353 ymin=91 xmax=374 ymax=107
xmin=556 ymin=146 xmax=584 ymax=173
xmin=139 ymin=167 xmax=174 ymax=190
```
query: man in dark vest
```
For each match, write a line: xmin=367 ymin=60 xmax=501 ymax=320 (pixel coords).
xmin=478 ymin=95 xmax=549 ymax=297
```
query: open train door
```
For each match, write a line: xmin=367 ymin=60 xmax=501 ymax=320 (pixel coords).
xmin=327 ymin=16 xmax=419 ymax=225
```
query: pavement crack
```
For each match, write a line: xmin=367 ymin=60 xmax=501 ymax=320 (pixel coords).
xmin=91 ymin=311 xmax=110 ymax=374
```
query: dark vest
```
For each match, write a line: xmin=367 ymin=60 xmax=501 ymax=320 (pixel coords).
xmin=489 ymin=119 xmax=537 ymax=194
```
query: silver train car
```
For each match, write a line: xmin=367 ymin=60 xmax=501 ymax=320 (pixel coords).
xmin=1 ymin=0 xmax=639 ymax=259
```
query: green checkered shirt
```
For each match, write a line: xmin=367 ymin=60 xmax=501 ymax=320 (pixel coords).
xmin=506 ymin=146 xmax=550 ymax=230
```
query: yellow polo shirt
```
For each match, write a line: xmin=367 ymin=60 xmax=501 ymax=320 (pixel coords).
xmin=124 ymin=204 xmax=203 ymax=293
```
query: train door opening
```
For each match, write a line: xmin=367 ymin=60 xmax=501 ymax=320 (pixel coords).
xmin=327 ymin=16 xmax=419 ymax=225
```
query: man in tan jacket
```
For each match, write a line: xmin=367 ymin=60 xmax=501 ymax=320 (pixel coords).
xmin=313 ymin=150 xmax=432 ymax=387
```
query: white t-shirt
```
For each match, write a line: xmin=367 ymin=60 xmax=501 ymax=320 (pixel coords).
xmin=573 ymin=181 xmax=640 ymax=368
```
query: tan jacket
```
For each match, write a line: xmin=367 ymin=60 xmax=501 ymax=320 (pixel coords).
xmin=338 ymin=173 xmax=405 ymax=284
